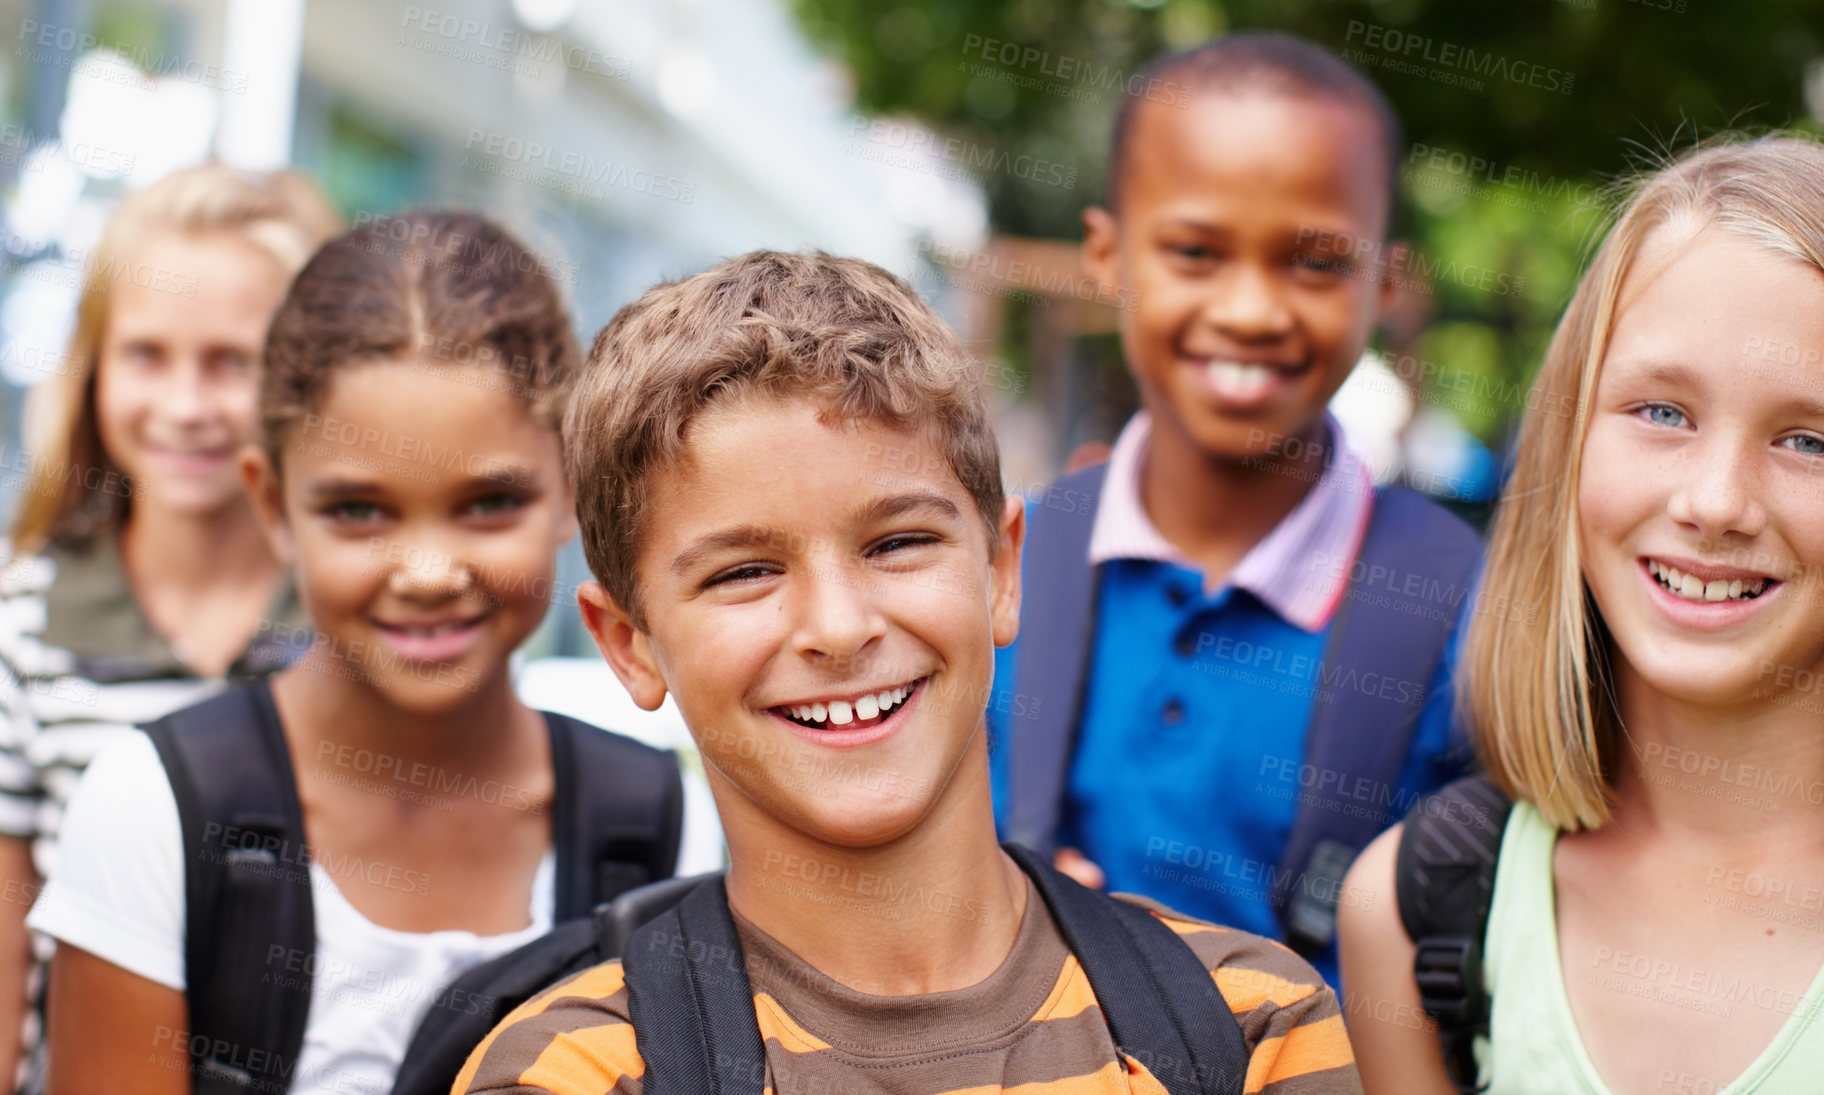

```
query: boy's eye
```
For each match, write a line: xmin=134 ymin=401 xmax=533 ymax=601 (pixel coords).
xmin=323 ymin=500 xmax=385 ymax=523
xmin=1781 ymin=433 xmax=1824 ymax=456
xmin=704 ymin=564 xmax=775 ymax=588
xmin=1291 ymin=253 xmax=1348 ymax=281
xmin=1163 ymin=241 xmax=1216 ymax=264
xmin=869 ymin=533 xmax=939 ymax=557
xmin=1639 ymin=403 xmax=1690 ymax=429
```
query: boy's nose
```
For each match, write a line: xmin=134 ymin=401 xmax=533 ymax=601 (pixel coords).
xmin=1200 ymin=263 xmax=1294 ymax=341
xmin=788 ymin=560 xmax=888 ymax=664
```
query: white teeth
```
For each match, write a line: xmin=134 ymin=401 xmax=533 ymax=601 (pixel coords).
xmin=1648 ymin=559 xmax=1768 ymax=603
xmin=1206 ymin=360 xmax=1275 ymax=399
xmin=784 ymin=681 xmax=922 ymax=727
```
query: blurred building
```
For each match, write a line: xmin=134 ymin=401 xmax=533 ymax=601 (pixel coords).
xmin=0 ymin=0 xmax=989 ymax=652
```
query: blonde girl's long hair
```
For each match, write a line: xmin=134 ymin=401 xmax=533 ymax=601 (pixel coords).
xmin=10 ymin=165 xmax=340 ymax=555
xmin=1464 ymin=135 xmax=1824 ymax=832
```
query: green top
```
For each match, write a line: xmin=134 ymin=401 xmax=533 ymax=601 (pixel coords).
xmin=1479 ymin=800 xmax=1824 ymax=1094
xmin=40 ymin=532 xmax=306 ymax=682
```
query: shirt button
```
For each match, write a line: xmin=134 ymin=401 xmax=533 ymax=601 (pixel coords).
xmin=1175 ymin=632 xmax=1197 ymax=656
xmin=1167 ymin=585 xmax=1191 ymax=607
xmin=1162 ymin=699 xmax=1184 ymax=725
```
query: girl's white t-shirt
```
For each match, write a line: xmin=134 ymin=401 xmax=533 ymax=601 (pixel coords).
xmin=28 ymin=732 xmax=560 ymax=1095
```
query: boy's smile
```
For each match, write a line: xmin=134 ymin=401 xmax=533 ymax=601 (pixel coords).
xmin=1085 ymin=91 xmax=1395 ymax=462
xmin=581 ymin=396 xmax=1023 ymax=848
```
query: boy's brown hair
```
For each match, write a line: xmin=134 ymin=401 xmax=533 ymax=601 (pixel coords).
xmin=262 ymin=209 xmax=578 ymax=469
xmin=565 ymin=250 xmax=1002 ymax=628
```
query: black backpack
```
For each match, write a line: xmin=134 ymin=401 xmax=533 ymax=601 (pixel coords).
xmin=140 ymin=679 xmax=684 ymax=1095
xmin=1006 ymin=463 xmax=1485 ymax=958
xmin=580 ymin=843 xmax=1251 ymax=1095
xmin=391 ymin=871 xmax=709 ymax=1095
xmin=1392 ymin=773 xmax=1514 ymax=1093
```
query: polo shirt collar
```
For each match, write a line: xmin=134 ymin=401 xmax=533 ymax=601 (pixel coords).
xmin=1085 ymin=410 xmax=1375 ymax=633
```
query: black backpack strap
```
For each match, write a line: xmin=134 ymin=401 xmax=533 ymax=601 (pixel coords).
xmin=1274 ymin=485 xmax=1484 ymax=956
xmin=622 ymin=877 xmax=766 ymax=1095
xmin=1394 ymin=773 xmax=1512 ymax=1094
xmin=1005 ymin=462 xmax=1107 ymax=855
xmin=545 ymin=712 xmax=685 ymax=918
xmin=1005 ymin=844 xmax=1247 ymax=1095
xmin=141 ymin=679 xmax=314 ymax=1095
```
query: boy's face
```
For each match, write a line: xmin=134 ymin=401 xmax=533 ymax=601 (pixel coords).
xmin=1085 ymin=91 xmax=1396 ymax=460
xmin=579 ymin=397 xmax=1024 ymax=850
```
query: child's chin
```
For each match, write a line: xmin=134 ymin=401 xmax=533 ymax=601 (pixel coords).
xmin=795 ymin=792 xmax=934 ymax=848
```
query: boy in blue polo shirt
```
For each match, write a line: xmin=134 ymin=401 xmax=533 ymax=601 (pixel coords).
xmin=988 ymin=32 xmax=1482 ymax=987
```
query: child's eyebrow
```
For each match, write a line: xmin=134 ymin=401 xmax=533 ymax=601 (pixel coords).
xmin=667 ymin=492 xmax=963 ymax=575
xmin=669 ymin=525 xmax=793 ymax=575
xmin=466 ymin=465 xmax=540 ymax=489
xmin=852 ymin=490 xmax=964 ymax=527
xmin=303 ymin=476 xmax=384 ymax=502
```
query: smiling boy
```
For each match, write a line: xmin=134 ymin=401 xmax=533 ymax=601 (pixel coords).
xmin=455 ymin=251 xmax=1359 ymax=1094
xmin=990 ymin=33 xmax=1483 ymax=987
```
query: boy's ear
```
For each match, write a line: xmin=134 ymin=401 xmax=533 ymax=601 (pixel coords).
xmin=577 ymin=581 xmax=668 ymax=711
xmin=1374 ymin=239 xmax=1411 ymax=319
xmin=990 ymin=495 xmax=1025 ymax=649
xmin=1082 ymin=206 xmax=1120 ymax=296
xmin=239 ymin=444 xmax=294 ymax=565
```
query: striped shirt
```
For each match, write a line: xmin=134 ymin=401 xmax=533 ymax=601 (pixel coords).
xmin=456 ymin=878 xmax=1359 ymax=1094
xmin=0 ymin=536 xmax=305 ymax=878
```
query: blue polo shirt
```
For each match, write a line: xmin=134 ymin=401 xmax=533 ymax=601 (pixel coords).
xmin=986 ymin=415 xmax=1474 ymax=987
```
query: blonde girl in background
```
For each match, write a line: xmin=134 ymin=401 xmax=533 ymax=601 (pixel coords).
xmin=0 ymin=165 xmax=339 ymax=1089
xmin=1340 ymin=136 xmax=1824 ymax=1094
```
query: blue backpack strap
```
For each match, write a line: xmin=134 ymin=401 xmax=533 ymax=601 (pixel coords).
xmin=1005 ymin=462 xmax=1108 ymax=855
xmin=141 ymin=679 xmax=315 ymax=1095
xmin=546 ymin=713 xmax=685 ymax=918
xmin=1273 ymin=485 xmax=1484 ymax=956
xmin=623 ymin=877 xmax=766 ymax=1095
xmin=1005 ymin=844 xmax=1247 ymax=1095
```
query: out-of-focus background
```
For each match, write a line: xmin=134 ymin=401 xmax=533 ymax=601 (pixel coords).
xmin=3 ymin=0 xmax=1823 ymax=661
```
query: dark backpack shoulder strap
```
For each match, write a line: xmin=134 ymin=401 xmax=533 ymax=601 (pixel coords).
xmin=1005 ymin=844 xmax=1247 ymax=1095
xmin=141 ymin=679 xmax=314 ymax=1095
xmin=1394 ymin=773 xmax=1513 ymax=1094
xmin=1005 ymin=462 xmax=1107 ymax=855
xmin=1274 ymin=485 xmax=1484 ymax=955
xmin=389 ymin=872 xmax=718 ymax=1095
xmin=623 ymin=877 xmax=766 ymax=1095
xmin=545 ymin=712 xmax=685 ymax=918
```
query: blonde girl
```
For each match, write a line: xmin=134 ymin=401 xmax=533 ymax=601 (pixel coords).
xmin=1340 ymin=136 xmax=1824 ymax=1095
xmin=0 ymin=165 xmax=337 ymax=1089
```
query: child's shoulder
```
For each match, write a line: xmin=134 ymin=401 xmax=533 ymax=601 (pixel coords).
xmin=457 ymin=959 xmax=644 ymax=1095
xmin=1115 ymin=890 xmax=1334 ymax=1009
xmin=1113 ymin=892 xmax=1360 ymax=1092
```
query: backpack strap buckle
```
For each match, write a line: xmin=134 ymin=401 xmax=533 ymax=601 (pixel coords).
xmin=1413 ymin=935 xmax=1480 ymax=1023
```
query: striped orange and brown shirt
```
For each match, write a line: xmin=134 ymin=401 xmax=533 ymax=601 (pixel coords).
xmin=456 ymin=878 xmax=1359 ymax=1094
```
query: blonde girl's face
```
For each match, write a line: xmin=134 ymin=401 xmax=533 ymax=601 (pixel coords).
xmin=94 ymin=229 xmax=290 ymax=519
xmin=266 ymin=361 xmax=575 ymax=714
xmin=1578 ymin=225 xmax=1824 ymax=710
